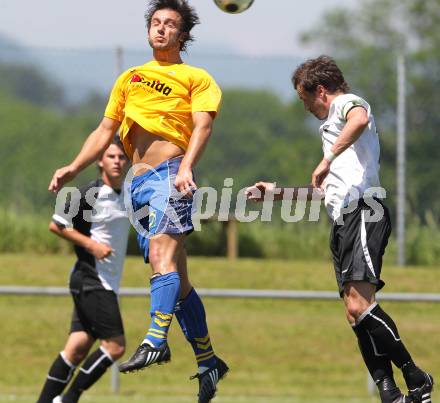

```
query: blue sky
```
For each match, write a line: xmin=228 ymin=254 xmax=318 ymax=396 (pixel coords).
xmin=0 ymin=0 xmax=357 ymax=56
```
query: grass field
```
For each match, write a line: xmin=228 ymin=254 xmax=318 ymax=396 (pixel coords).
xmin=0 ymin=254 xmax=439 ymax=402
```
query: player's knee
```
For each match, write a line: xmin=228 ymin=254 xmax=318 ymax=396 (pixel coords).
xmin=105 ymin=343 xmax=125 ymax=360
xmin=67 ymin=348 xmax=88 ymax=364
xmin=345 ymin=300 xmax=366 ymax=320
xmin=111 ymin=345 xmax=126 ymax=360
xmin=345 ymin=309 xmax=356 ymax=326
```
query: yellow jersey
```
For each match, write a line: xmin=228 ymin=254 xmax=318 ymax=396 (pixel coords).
xmin=104 ymin=60 xmax=222 ymax=159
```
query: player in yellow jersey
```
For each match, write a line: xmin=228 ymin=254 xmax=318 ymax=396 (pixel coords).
xmin=49 ymin=1 xmax=228 ymax=402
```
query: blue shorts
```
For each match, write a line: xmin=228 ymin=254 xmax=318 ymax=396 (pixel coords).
xmin=130 ymin=157 xmax=194 ymax=262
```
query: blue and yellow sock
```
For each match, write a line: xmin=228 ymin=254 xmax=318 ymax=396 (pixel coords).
xmin=175 ymin=288 xmax=216 ymax=371
xmin=143 ymin=272 xmax=180 ymax=348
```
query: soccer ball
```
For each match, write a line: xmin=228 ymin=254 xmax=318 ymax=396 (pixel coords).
xmin=213 ymin=0 xmax=254 ymax=14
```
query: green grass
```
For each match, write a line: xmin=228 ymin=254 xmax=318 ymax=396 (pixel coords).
xmin=0 ymin=396 xmax=381 ymax=403
xmin=2 ymin=254 xmax=440 ymax=292
xmin=0 ymin=254 xmax=439 ymax=402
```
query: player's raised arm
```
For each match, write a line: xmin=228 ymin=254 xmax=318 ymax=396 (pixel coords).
xmin=48 ymin=117 xmax=120 ymax=193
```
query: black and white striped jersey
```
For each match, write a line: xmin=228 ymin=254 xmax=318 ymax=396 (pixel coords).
xmin=52 ymin=179 xmax=130 ymax=293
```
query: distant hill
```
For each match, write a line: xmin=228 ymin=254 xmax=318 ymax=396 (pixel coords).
xmin=0 ymin=34 xmax=300 ymax=104
xmin=0 ymin=34 xmax=21 ymax=49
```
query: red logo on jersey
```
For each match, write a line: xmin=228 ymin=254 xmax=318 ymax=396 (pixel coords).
xmin=129 ymin=73 xmax=172 ymax=96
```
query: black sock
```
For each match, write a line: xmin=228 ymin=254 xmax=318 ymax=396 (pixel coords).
xmin=401 ymin=361 xmax=426 ymax=391
xmin=357 ymin=303 xmax=424 ymax=390
xmin=62 ymin=347 xmax=113 ymax=403
xmin=352 ymin=324 xmax=394 ymax=383
xmin=37 ymin=352 xmax=76 ymax=403
xmin=377 ymin=376 xmax=403 ymax=403
xmin=352 ymin=323 xmax=402 ymax=402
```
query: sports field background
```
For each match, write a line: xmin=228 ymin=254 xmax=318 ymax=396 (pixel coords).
xmin=1 ymin=254 xmax=438 ymax=402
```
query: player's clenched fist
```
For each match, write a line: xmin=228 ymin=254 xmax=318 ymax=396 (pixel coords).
xmin=245 ymin=181 xmax=276 ymax=202
xmin=86 ymin=239 xmax=114 ymax=260
xmin=175 ymin=165 xmax=197 ymax=197
xmin=311 ymin=158 xmax=331 ymax=189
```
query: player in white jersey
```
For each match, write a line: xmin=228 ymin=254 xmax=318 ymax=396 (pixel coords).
xmin=317 ymin=92 xmax=381 ymax=222
xmin=246 ymin=56 xmax=433 ymax=403
xmin=37 ymin=138 xmax=130 ymax=403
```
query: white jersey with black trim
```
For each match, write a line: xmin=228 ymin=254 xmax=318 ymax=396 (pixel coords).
xmin=321 ymin=93 xmax=381 ymax=221
xmin=52 ymin=179 xmax=130 ymax=293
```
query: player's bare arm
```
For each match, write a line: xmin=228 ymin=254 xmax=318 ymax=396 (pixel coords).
xmin=49 ymin=221 xmax=113 ymax=260
xmin=48 ymin=117 xmax=120 ymax=192
xmin=329 ymin=107 xmax=369 ymax=155
xmin=312 ymin=107 xmax=369 ymax=188
xmin=175 ymin=111 xmax=214 ymax=195
xmin=245 ymin=182 xmax=316 ymax=202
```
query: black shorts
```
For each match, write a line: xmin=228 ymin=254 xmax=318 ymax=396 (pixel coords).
xmin=70 ymin=289 xmax=124 ymax=340
xmin=330 ymin=198 xmax=391 ymax=297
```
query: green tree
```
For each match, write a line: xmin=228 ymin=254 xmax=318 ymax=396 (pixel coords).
xmin=0 ymin=63 xmax=64 ymax=107
xmin=0 ymin=90 xmax=100 ymax=212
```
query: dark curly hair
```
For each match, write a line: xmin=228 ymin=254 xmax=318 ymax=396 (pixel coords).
xmin=292 ymin=55 xmax=349 ymax=94
xmin=145 ymin=0 xmax=200 ymax=51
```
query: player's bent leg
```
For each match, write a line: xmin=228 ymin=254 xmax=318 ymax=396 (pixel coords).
xmin=175 ymin=249 xmax=229 ymax=403
xmin=345 ymin=282 xmax=433 ymax=402
xmin=352 ymin=323 xmax=404 ymax=403
xmin=344 ymin=283 xmax=411 ymax=403
xmin=355 ymin=301 xmax=432 ymax=398
xmin=119 ymin=234 xmax=183 ymax=373
xmin=58 ymin=289 xmax=126 ymax=402
xmin=36 ymin=332 xmax=93 ymax=403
